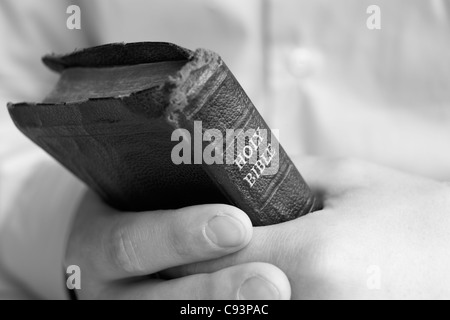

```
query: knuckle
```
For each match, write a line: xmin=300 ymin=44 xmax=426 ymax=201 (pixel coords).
xmin=429 ymin=182 xmax=450 ymax=204
xmin=332 ymin=157 xmax=364 ymax=175
xmin=328 ymin=157 xmax=374 ymax=186
xmin=65 ymin=220 xmax=95 ymax=270
xmin=108 ymin=222 xmax=144 ymax=274
xmin=167 ymin=215 xmax=193 ymax=258
xmin=410 ymin=179 xmax=450 ymax=201
xmin=442 ymin=183 xmax=450 ymax=197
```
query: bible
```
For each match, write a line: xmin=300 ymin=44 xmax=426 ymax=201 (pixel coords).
xmin=7 ymin=42 xmax=319 ymax=226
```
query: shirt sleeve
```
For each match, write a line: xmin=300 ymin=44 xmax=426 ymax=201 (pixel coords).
xmin=0 ymin=0 xmax=92 ymax=299
xmin=0 ymin=145 xmax=87 ymax=300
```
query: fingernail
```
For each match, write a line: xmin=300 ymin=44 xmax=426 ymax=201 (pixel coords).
xmin=238 ymin=276 xmax=281 ymax=300
xmin=205 ymin=215 xmax=246 ymax=248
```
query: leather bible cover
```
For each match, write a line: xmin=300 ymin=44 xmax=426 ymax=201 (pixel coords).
xmin=7 ymin=42 xmax=319 ymax=226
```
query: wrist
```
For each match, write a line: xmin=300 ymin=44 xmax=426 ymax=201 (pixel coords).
xmin=0 ymin=154 xmax=86 ymax=299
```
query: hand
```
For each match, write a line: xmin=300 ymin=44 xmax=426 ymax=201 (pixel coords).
xmin=65 ymin=191 xmax=291 ymax=300
xmin=168 ymin=158 xmax=450 ymax=299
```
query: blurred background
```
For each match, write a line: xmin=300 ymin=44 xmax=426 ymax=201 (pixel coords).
xmin=0 ymin=0 xmax=450 ymax=299
xmin=1 ymin=0 xmax=450 ymax=180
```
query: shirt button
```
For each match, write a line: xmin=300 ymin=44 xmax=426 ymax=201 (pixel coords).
xmin=286 ymin=47 xmax=325 ymax=79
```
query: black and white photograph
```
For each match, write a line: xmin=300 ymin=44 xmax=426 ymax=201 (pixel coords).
xmin=1 ymin=0 xmax=450 ymax=304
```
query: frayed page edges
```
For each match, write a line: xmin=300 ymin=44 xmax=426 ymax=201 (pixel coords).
xmin=165 ymin=48 xmax=222 ymax=126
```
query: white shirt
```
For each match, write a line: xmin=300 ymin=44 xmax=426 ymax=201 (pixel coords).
xmin=1 ymin=0 xmax=450 ymax=299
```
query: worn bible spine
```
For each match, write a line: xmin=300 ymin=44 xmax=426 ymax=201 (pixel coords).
xmin=165 ymin=49 xmax=319 ymax=225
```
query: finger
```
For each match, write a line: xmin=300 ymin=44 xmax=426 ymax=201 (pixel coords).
xmin=162 ymin=215 xmax=318 ymax=280
xmin=99 ymin=263 xmax=291 ymax=300
xmin=161 ymin=157 xmax=380 ymax=280
xmin=67 ymin=192 xmax=253 ymax=280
